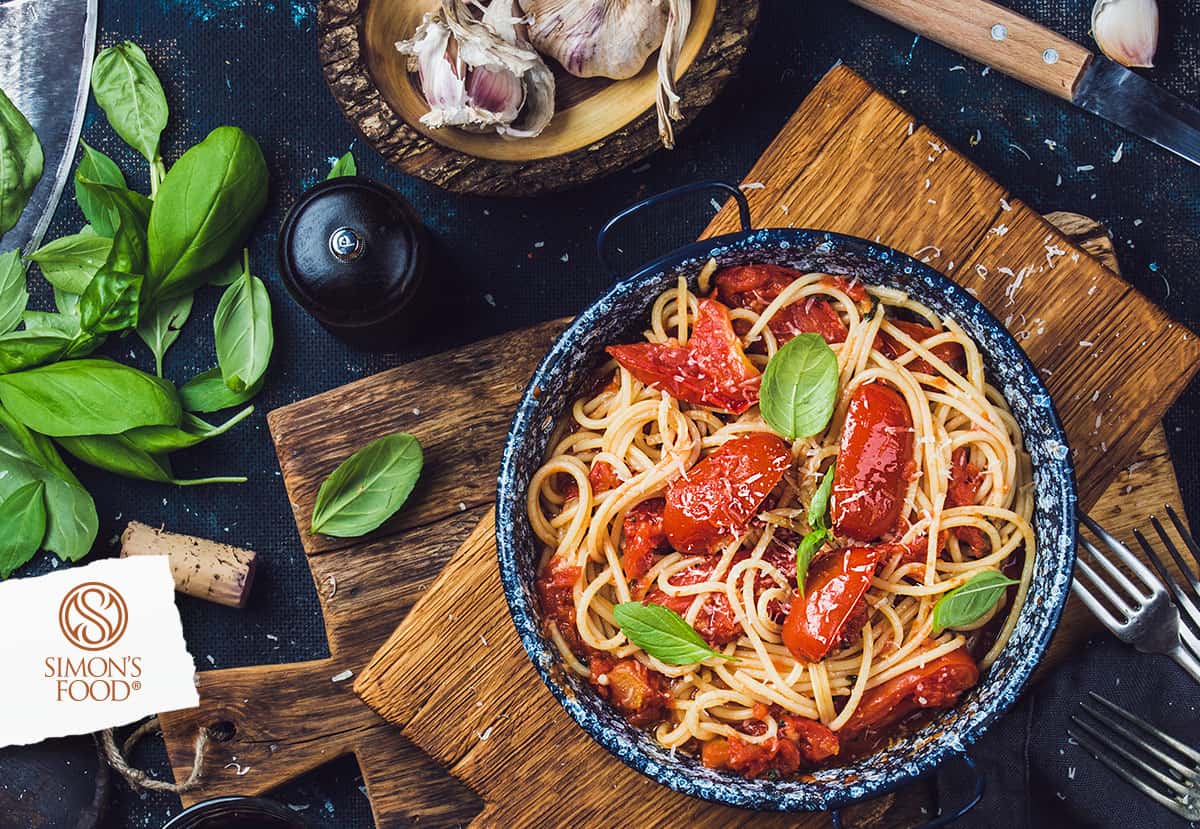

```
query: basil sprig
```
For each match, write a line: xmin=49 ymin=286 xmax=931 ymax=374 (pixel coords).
xmin=760 ymin=333 xmax=839 ymax=439
xmin=91 ymin=43 xmax=169 ymax=170
xmin=796 ymin=466 xmax=835 ymax=594
xmin=0 ymin=85 xmax=43 ymax=239
xmin=613 ymin=602 xmax=736 ymax=665
xmin=932 ymin=571 xmax=1019 ymax=634
xmin=311 ymin=433 xmax=424 ymax=538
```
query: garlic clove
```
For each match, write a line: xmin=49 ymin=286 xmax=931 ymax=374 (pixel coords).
xmin=1092 ymin=0 xmax=1158 ymax=69
xmin=396 ymin=0 xmax=555 ymax=139
xmin=520 ymin=0 xmax=669 ymax=80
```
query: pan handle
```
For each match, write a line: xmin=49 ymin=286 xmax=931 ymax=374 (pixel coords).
xmin=595 ymin=181 xmax=753 ymax=278
xmin=829 ymin=753 xmax=984 ymax=829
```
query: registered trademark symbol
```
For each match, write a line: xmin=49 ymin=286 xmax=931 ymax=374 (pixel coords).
xmin=132 ymin=681 xmax=141 ymax=691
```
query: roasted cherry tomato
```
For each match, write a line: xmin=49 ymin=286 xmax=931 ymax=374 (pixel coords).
xmin=588 ymin=654 xmax=671 ymax=727
xmin=946 ymin=447 xmax=990 ymax=556
xmin=606 ymin=298 xmax=760 ymax=414
xmin=700 ymin=713 xmax=838 ymax=777
xmin=621 ymin=498 xmax=669 ymax=581
xmin=663 ymin=433 xmax=792 ymax=555
xmin=840 ymin=646 xmax=979 ymax=740
xmin=536 ymin=558 xmax=584 ymax=655
xmin=831 ymin=382 xmax=914 ymax=542
xmin=643 ymin=557 xmax=743 ymax=646
xmin=878 ymin=319 xmax=967 ymax=375
xmin=715 ymin=264 xmax=849 ymax=345
xmin=782 ymin=545 xmax=884 ymax=663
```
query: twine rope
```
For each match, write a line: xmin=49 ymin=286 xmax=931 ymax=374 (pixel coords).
xmin=98 ymin=717 xmax=210 ymax=793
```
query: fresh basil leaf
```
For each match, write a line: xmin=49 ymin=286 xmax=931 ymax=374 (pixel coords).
xmin=136 ymin=292 xmax=192 ymax=377
xmin=760 ymin=333 xmax=839 ymax=440
xmin=0 ymin=403 xmax=80 ymax=487
xmin=146 ymin=126 xmax=268 ymax=302
xmin=79 ymin=270 xmax=142 ymax=334
xmin=0 ymin=330 xmax=77 ymax=373
xmin=178 ymin=366 xmax=262 ymax=413
xmin=0 ymin=480 xmax=47 ymax=578
xmin=795 ymin=527 xmax=829 ymax=595
xmin=214 ymin=252 xmax=273 ymax=393
xmin=28 ymin=232 xmax=113 ymax=294
xmin=56 ymin=433 xmax=245 ymax=486
xmin=327 ymin=151 xmax=356 ymax=179
xmin=22 ymin=311 xmax=79 ymax=335
xmin=0 ymin=249 xmax=27 ymax=334
xmin=75 ymin=140 xmax=128 ymax=237
xmin=124 ymin=407 xmax=253 ymax=454
xmin=0 ymin=426 xmax=96 ymax=562
xmin=54 ymin=287 xmax=81 ymax=316
xmin=808 ymin=465 xmax=835 ymax=530
xmin=0 ymin=86 xmax=44 ymax=238
xmin=91 ymin=42 xmax=169 ymax=164
xmin=77 ymin=179 xmax=150 ymax=275
xmin=311 ymin=433 xmax=423 ymax=537
xmin=0 ymin=358 xmax=181 ymax=436
xmin=201 ymin=252 xmax=243 ymax=287
xmin=932 ymin=571 xmax=1019 ymax=634
xmin=612 ymin=602 xmax=734 ymax=665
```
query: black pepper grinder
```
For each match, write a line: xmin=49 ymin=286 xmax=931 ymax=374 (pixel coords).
xmin=277 ymin=176 xmax=429 ymax=350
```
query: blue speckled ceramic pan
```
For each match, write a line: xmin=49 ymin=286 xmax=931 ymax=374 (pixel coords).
xmin=496 ymin=183 xmax=1077 ymax=814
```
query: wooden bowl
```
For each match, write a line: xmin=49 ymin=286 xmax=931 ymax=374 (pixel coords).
xmin=317 ymin=0 xmax=760 ymax=195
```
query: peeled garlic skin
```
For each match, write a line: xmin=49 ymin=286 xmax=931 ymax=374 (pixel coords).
xmin=520 ymin=0 xmax=669 ymax=79
xmin=1092 ymin=0 xmax=1158 ymax=68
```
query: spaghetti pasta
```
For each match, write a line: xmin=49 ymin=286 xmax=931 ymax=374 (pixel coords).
xmin=530 ymin=263 xmax=1034 ymax=779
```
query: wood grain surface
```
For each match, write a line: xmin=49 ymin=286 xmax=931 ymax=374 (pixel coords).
xmin=158 ymin=65 xmax=1197 ymax=829
xmin=316 ymin=0 xmax=759 ymax=195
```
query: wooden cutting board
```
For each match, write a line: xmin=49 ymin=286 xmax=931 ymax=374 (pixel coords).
xmin=157 ymin=65 xmax=1200 ymax=829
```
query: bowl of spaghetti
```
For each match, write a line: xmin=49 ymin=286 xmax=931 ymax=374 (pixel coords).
xmin=496 ymin=183 xmax=1076 ymax=812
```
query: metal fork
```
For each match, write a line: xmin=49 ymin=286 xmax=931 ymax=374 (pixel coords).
xmin=1073 ymin=511 xmax=1200 ymax=685
xmin=1068 ymin=692 xmax=1200 ymax=820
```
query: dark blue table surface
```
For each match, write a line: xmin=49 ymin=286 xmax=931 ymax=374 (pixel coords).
xmin=10 ymin=0 xmax=1200 ymax=826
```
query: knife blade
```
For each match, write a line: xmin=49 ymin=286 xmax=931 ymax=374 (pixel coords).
xmin=849 ymin=0 xmax=1200 ymax=168
xmin=0 ymin=0 xmax=98 ymax=253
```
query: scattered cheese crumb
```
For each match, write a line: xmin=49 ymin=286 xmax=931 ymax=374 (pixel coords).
xmin=1112 ymin=142 xmax=1124 ymax=163
xmin=332 ymin=669 xmax=354 ymax=683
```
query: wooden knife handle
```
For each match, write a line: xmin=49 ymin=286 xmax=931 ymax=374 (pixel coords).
xmin=849 ymin=0 xmax=1093 ymax=100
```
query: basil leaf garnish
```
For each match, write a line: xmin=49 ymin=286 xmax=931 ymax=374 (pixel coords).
xmin=214 ymin=251 xmax=273 ymax=394
xmin=178 ymin=367 xmax=263 ymax=413
xmin=0 ymin=481 xmax=47 ymax=578
xmin=0 ymin=85 xmax=44 ymax=238
xmin=760 ymin=333 xmax=839 ymax=439
xmin=808 ymin=465 xmax=835 ymax=528
xmin=796 ymin=528 xmax=828 ymax=596
xmin=612 ymin=602 xmax=736 ymax=665
xmin=327 ymin=151 xmax=357 ymax=179
xmin=932 ymin=571 xmax=1019 ymax=633
xmin=311 ymin=433 xmax=424 ymax=538
xmin=28 ymin=232 xmax=113 ymax=295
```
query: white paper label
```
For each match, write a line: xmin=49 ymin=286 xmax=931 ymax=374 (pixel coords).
xmin=0 ymin=556 xmax=199 ymax=747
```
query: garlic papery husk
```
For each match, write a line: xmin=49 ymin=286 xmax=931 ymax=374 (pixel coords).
xmin=1092 ymin=0 xmax=1158 ymax=68
xmin=519 ymin=0 xmax=692 ymax=149
xmin=396 ymin=0 xmax=556 ymax=139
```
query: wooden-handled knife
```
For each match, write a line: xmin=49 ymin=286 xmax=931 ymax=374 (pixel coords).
xmin=849 ymin=0 xmax=1200 ymax=167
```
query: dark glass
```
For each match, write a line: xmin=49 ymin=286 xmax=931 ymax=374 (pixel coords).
xmin=162 ymin=796 xmax=317 ymax=829
xmin=277 ymin=177 xmax=429 ymax=350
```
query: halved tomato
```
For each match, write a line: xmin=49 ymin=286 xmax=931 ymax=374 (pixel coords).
xmin=782 ymin=545 xmax=889 ymax=663
xmin=831 ymin=383 xmax=914 ymax=542
xmin=663 ymin=433 xmax=792 ymax=555
xmin=715 ymin=264 xmax=849 ymax=345
xmin=840 ymin=646 xmax=979 ymax=740
xmin=606 ymin=298 xmax=760 ymax=413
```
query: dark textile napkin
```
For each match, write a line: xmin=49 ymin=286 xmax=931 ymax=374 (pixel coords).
xmin=936 ymin=634 xmax=1200 ymax=828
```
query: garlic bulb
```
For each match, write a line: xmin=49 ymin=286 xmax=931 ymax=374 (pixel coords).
xmin=519 ymin=0 xmax=692 ymax=149
xmin=1091 ymin=0 xmax=1158 ymax=69
xmin=397 ymin=0 xmax=555 ymax=139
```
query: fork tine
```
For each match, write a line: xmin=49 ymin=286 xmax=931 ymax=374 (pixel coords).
xmin=1075 ymin=553 xmax=1135 ymax=618
xmin=1175 ymin=628 xmax=1200 ymax=684
xmin=1165 ymin=505 xmax=1200 ymax=574
xmin=1069 ymin=715 xmax=1195 ymax=795
xmin=1071 ymin=572 xmax=1126 ymax=633
xmin=1080 ymin=512 xmax=1165 ymax=597
xmin=1067 ymin=725 xmax=1196 ymax=818
xmin=1150 ymin=516 xmax=1200 ymax=596
xmin=1084 ymin=535 xmax=1147 ymax=607
xmin=1087 ymin=692 xmax=1200 ymax=767
xmin=1134 ymin=528 xmax=1200 ymax=637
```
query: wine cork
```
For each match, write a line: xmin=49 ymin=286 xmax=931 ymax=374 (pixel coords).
xmin=119 ymin=522 xmax=257 ymax=608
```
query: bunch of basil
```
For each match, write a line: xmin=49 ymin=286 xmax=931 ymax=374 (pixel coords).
xmin=0 ymin=42 xmax=275 ymax=579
